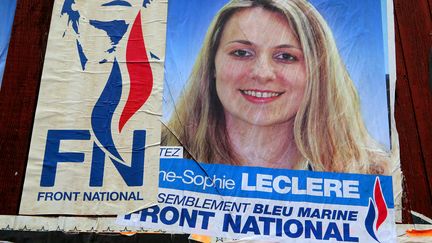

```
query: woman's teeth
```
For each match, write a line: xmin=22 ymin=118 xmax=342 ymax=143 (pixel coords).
xmin=241 ymin=90 xmax=282 ymax=98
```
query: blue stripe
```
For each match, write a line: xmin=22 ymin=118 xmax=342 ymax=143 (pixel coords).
xmin=91 ymin=59 xmax=124 ymax=162
xmin=365 ymin=199 xmax=379 ymax=242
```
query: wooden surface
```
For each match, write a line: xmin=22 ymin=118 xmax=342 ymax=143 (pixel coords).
xmin=1 ymin=0 xmax=431 ymax=223
xmin=393 ymin=0 xmax=432 ymax=222
xmin=0 ymin=0 xmax=55 ymax=214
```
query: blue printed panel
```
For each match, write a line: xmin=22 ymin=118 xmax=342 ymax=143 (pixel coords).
xmin=159 ymin=159 xmax=394 ymax=208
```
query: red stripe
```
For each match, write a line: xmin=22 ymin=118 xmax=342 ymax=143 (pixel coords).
xmin=374 ymin=177 xmax=388 ymax=230
xmin=119 ymin=11 xmax=153 ymax=132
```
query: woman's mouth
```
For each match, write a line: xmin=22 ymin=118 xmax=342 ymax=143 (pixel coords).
xmin=240 ymin=89 xmax=284 ymax=103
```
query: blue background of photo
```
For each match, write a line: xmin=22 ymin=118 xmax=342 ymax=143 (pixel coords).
xmin=0 ymin=0 xmax=17 ymax=86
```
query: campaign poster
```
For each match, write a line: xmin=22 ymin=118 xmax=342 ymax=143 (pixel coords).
xmin=118 ymin=0 xmax=399 ymax=242
xmin=20 ymin=0 xmax=167 ymax=215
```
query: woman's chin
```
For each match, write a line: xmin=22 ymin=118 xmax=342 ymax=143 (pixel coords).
xmin=233 ymin=115 xmax=294 ymax=128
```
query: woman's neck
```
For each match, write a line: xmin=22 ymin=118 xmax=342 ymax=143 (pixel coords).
xmin=225 ymin=115 xmax=304 ymax=169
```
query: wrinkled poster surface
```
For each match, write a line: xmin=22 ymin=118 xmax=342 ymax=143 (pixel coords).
xmin=20 ymin=0 xmax=167 ymax=215
xmin=18 ymin=0 xmax=398 ymax=241
xmin=118 ymin=0 xmax=398 ymax=242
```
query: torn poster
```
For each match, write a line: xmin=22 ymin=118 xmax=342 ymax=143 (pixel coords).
xmin=118 ymin=0 xmax=399 ymax=241
xmin=19 ymin=0 xmax=167 ymax=215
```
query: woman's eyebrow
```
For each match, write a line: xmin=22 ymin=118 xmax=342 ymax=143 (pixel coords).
xmin=225 ymin=41 xmax=301 ymax=50
xmin=227 ymin=40 xmax=253 ymax=45
xmin=275 ymin=44 xmax=301 ymax=49
xmin=102 ymin=0 xmax=132 ymax=7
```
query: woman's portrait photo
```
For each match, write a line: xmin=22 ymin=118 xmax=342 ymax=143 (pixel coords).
xmin=162 ymin=0 xmax=393 ymax=175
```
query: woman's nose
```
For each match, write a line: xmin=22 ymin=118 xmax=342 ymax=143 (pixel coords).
xmin=251 ymin=56 xmax=276 ymax=83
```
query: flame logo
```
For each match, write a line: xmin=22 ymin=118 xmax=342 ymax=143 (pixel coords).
xmin=364 ymin=177 xmax=388 ymax=242
xmin=91 ymin=11 xmax=153 ymax=163
xmin=120 ymin=12 xmax=153 ymax=133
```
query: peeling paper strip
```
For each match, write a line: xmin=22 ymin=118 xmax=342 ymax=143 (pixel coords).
xmin=0 ymin=215 xmax=172 ymax=234
xmin=385 ymin=0 xmax=403 ymax=223
xmin=0 ymin=216 xmax=428 ymax=241
xmin=411 ymin=211 xmax=432 ymax=224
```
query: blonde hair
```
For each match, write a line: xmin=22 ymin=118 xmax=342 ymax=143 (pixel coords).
xmin=162 ymin=0 xmax=389 ymax=174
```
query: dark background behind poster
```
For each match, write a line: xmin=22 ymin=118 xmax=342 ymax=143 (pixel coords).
xmin=0 ymin=0 xmax=431 ymax=226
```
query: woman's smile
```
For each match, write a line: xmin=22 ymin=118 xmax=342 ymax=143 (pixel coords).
xmin=239 ymin=89 xmax=285 ymax=103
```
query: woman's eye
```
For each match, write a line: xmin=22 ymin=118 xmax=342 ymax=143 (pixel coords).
xmin=275 ymin=53 xmax=298 ymax=62
xmin=230 ymin=49 xmax=252 ymax=57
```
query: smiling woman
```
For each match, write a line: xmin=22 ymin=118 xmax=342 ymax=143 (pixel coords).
xmin=162 ymin=0 xmax=390 ymax=174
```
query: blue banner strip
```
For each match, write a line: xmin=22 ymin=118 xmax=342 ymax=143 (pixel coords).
xmin=159 ymin=158 xmax=394 ymax=208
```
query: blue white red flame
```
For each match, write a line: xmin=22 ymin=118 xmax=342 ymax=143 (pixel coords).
xmin=91 ymin=11 xmax=153 ymax=162
xmin=364 ymin=177 xmax=388 ymax=242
